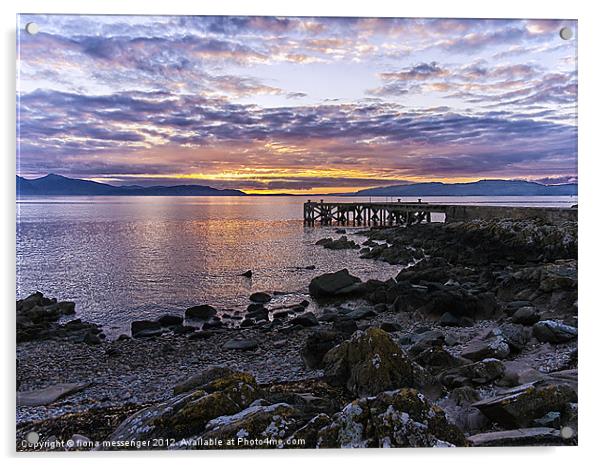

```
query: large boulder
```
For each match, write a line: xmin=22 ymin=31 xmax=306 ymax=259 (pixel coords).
xmin=460 ymin=328 xmax=511 ymax=361
xmin=322 ymin=328 xmax=419 ymax=397
xmin=309 ymin=269 xmax=362 ymax=299
xmin=315 ymin=388 xmax=466 ymax=448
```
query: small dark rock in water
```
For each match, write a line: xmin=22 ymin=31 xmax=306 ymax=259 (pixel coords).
xmin=117 ymin=334 xmax=130 ymax=341
xmin=511 ymin=306 xmax=540 ymax=325
xmin=289 ymin=312 xmax=319 ymax=327
xmin=315 ymin=236 xmax=360 ymax=250
xmin=185 ymin=304 xmax=217 ymax=319
xmin=249 ymin=292 xmax=271 ymax=303
xmin=131 ymin=320 xmax=161 ymax=337
xmin=223 ymin=338 xmax=259 ymax=351
xmin=533 ymin=320 xmax=578 ymax=343
xmin=157 ymin=314 xmax=183 ymax=327
xmin=240 ymin=270 xmax=253 ymax=278
xmin=335 ymin=228 xmax=346 ymax=234
xmin=272 ymin=310 xmax=291 ymax=319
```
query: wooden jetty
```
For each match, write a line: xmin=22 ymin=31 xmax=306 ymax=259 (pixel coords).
xmin=303 ymin=200 xmax=577 ymax=227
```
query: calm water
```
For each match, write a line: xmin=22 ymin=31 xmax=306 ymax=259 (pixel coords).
xmin=16 ymin=195 xmax=576 ymax=335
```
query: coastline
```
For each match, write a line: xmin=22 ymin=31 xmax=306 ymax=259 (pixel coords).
xmin=16 ymin=216 xmax=578 ymax=449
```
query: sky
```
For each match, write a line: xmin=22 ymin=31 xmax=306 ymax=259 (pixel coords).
xmin=17 ymin=15 xmax=577 ymax=194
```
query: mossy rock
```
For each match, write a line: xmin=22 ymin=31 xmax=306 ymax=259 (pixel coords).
xmin=316 ymin=388 xmax=467 ymax=448
xmin=108 ymin=370 xmax=259 ymax=445
xmin=194 ymin=403 xmax=301 ymax=449
xmin=322 ymin=327 xmax=417 ymax=396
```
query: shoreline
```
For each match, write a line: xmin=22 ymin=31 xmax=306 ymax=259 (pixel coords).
xmin=16 ymin=216 xmax=578 ymax=449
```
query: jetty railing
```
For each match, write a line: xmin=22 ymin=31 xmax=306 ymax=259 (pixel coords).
xmin=303 ymin=199 xmax=434 ymax=226
xmin=303 ymin=200 xmax=578 ymax=227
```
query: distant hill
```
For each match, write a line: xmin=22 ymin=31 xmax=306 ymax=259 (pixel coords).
xmin=352 ymin=179 xmax=577 ymax=197
xmin=16 ymin=174 xmax=246 ymax=197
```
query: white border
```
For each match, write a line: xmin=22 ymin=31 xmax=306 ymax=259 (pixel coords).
xmin=2 ymin=1 xmax=599 ymax=465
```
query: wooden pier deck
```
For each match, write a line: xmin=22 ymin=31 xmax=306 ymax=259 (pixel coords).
xmin=303 ymin=200 xmax=577 ymax=227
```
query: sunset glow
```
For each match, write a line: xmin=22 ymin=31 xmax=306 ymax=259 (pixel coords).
xmin=17 ymin=15 xmax=577 ymax=193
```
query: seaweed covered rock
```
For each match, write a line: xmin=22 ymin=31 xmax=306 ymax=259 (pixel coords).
xmin=314 ymin=388 xmax=466 ymax=448
xmin=108 ymin=368 xmax=259 ymax=445
xmin=322 ymin=328 xmax=419 ymax=397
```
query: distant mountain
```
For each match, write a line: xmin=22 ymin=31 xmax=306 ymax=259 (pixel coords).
xmin=16 ymin=174 xmax=246 ymax=197
xmin=352 ymin=179 xmax=577 ymax=197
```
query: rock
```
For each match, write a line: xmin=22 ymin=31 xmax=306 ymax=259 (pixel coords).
xmin=223 ymin=338 xmax=259 ymax=351
xmin=468 ymin=427 xmax=566 ymax=447
xmin=315 ymin=236 xmax=359 ymax=250
xmin=460 ymin=330 xmax=510 ymax=361
xmin=473 ymin=382 xmax=576 ymax=428
xmin=301 ymin=330 xmax=343 ymax=369
xmin=131 ymin=320 xmax=163 ymax=337
xmin=108 ymin=371 xmax=259 ymax=444
xmin=322 ymin=328 xmax=419 ymax=397
xmin=511 ymin=306 xmax=540 ymax=325
xmin=533 ymin=320 xmax=577 ymax=343
xmin=172 ymin=325 xmax=197 ymax=335
xmin=343 ymin=307 xmax=376 ymax=321
xmin=157 ymin=314 xmax=184 ymax=326
xmin=308 ymin=269 xmax=362 ymax=299
xmin=412 ymin=347 xmax=463 ymax=374
xmin=273 ymin=339 xmax=287 ymax=348
xmin=17 ymin=382 xmax=91 ymax=407
xmin=439 ymin=312 xmax=473 ymax=327
xmin=185 ymin=305 xmax=217 ymax=319
xmin=249 ymin=292 xmax=272 ymax=303
xmin=335 ymin=228 xmax=346 ymax=234
xmin=316 ymin=388 xmax=466 ymax=447
xmin=174 ymin=366 xmax=244 ymax=395
xmin=533 ymin=411 xmax=562 ymax=428
xmin=440 ymin=359 xmax=505 ymax=388
xmin=332 ymin=319 xmax=358 ymax=336
xmin=498 ymin=323 xmax=531 ymax=352
xmin=203 ymin=318 xmax=224 ymax=330
xmin=289 ymin=312 xmax=319 ymax=327
xmin=240 ymin=270 xmax=253 ymax=278
xmin=57 ymin=301 xmax=76 ymax=314
xmin=199 ymin=403 xmax=300 ymax=448
xmin=83 ymin=331 xmax=102 ymax=345
xmin=380 ymin=321 xmax=403 ymax=333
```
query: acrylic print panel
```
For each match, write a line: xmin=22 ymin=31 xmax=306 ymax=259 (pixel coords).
xmin=16 ymin=15 xmax=577 ymax=451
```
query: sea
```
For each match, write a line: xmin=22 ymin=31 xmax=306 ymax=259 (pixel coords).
xmin=16 ymin=195 xmax=577 ymax=336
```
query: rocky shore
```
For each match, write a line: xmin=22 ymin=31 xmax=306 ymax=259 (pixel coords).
xmin=16 ymin=217 xmax=577 ymax=450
